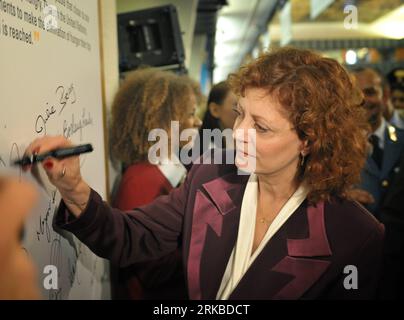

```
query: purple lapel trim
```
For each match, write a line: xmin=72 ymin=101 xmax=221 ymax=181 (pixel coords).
xmin=187 ymin=190 xmax=223 ymax=300
xmin=187 ymin=174 xmax=247 ymax=299
xmin=271 ymin=256 xmax=331 ymax=299
xmin=271 ymin=201 xmax=332 ymax=299
xmin=287 ymin=202 xmax=332 ymax=257
xmin=201 ymin=176 xmax=238 ymax=215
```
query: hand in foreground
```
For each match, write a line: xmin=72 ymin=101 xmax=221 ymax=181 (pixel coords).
xmin=0 ymin=177 xmax=40 ymax=299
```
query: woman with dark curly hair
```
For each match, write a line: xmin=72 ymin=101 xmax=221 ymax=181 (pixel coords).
xmin=25 ymin=47 xmax=384 ymax=299
xmin=110 ymin=67 xmax=202 ymax=210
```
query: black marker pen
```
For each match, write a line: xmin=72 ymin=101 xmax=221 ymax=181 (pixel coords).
xmin=13 ymin=143 xmax=93 ymax=166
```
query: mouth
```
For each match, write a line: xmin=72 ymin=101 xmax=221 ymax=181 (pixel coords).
xmin=236 ymin=149 xmax=255 ymax=158
xmin=364 ymin=102 xmax=382 ymax=119
xmin=364 ymin=102 xmax=382 ymax=114
xmin=368 ymin=108 xmax=382 ymax=121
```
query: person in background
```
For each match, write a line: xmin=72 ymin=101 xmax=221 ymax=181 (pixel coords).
xmin=349 ymin=68 xmax=404 ymax=218
xmin=377 ymin=67 xmax=404 ymax=300
xmin=378 ymin=151 xmax=404 ymax=299
xmin=0 ymin=176 xmax=39 ymax=299
xmin=391 ymin=84 xmax=404 ymax=111
xmin=351 ymin=67 xmax=404 ymax=300
xmin=387 ymin=67 xmax=404 ymax=86
xmin=386 ymin=68 xmax=404 ymax=129
xmin=383 ymin=84 xmax=404 ymax=129
xmin=27 ymin=48 xmax=384 ymax=299
xmin=109 ymin=67 xmax=202 ymax=299
xmin=199 ymin=81 xmax=237 ymax=153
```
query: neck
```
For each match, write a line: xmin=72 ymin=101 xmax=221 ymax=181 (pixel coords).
xmin=256 ymin=168 xmax=299 ymax=203
xmin=371 ymin=116 xmax=383 ymax=133
xmin=154 ymin=140 xmax=180 ymax=164
xmin=384 ymin=101 xmax=394 ymax=121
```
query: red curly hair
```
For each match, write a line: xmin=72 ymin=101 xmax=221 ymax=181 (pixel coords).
xmin=229 ymin=47 xmax=368 ymax=204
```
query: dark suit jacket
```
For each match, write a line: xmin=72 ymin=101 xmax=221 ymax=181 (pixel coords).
xmin=381 ymin=151 xmax=404 ymax=226
xmin=378 ymin=152 xmax=404 ymax=299
xmin=54 ymin=161 xmax=384 ymax=299
xmin=359 ymin=124 xmax=404 ymax=217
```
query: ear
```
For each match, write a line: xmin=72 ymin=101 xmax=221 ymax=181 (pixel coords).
xmin=208 ymin=102 xmax=221 ymax=119
xmin=301 ymin=140 xmax=310 ymax=156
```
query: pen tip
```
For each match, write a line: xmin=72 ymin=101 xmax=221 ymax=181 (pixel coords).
xmin=13 ymin=159 xmax=29 ymax=167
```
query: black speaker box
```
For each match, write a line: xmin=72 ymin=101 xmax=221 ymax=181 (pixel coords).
xmin=118 ymin=5 xmax=185 ymax=72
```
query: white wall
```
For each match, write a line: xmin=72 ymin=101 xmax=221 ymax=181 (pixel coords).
xmin=189 ymin=34 xmax=207 ymax=83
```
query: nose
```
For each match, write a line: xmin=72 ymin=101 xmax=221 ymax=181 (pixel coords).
xmin=233 ymin=117 xmax=250 ymax=142
xmin=194 ymin=115 xmax=202 ymax=128
xmin=233 ymin=129 xmax=248 ymax=145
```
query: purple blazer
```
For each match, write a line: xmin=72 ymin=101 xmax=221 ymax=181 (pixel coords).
xmin=54 ymin=160 xmax=384 ymax=300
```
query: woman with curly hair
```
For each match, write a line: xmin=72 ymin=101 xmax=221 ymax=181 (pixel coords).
xmin=26 ymin=47 xmax=384 ymax=299
xmin=109 ymin=68 xmax=202 ymax=300
xmin=110 ymin=67 xmax=202 ymax=211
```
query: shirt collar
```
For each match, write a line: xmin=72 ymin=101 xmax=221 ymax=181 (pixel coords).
xmin=156 ymin=154 xmax=187 ymax=188
xmin=373 ymin=117 xmax=386 ymax=148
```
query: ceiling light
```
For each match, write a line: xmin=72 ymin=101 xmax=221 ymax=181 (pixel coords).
xmin=345 ymin=50 xmax=357 ymax=65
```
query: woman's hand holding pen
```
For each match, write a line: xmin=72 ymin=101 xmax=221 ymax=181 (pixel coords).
xmin=23 ymin=135 xmax=91 ymax=217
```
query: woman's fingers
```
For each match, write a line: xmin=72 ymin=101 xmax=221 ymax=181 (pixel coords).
xmin=25 ymin=135 xmax=72 ymax=157
xmin=21 ymin=135 xmax=88 ymax=218
xmin=23 ymin=136 xmax=82 ymax=192
xmin=41 ymin=158 xmax=65 ymax=182
xmin=23 ymin=135 xmax=73 ymax=177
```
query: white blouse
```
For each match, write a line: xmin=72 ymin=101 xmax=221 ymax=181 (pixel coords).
xmin=156 ymin=154 xmax=187 ymax=188
xmin=216 ymin=173 xmax=309 ymax=300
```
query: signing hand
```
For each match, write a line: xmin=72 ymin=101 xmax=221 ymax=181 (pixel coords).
xmin=23 ymin=135 xmax=90 ymax=217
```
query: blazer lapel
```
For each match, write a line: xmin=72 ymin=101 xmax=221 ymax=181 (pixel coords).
xmin=187 ymin=172 xmax=248 ymax=299
xmin=229 ymin=201 xmax=332 ymax=300
xmin=271 ymin=202 xmax=331 ymax=299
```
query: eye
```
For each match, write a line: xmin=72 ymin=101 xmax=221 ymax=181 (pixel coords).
xmin=254 ymin=123 xmax=269 ymax=133
xmin=232 ymin=107 xmax=242 ymax=116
